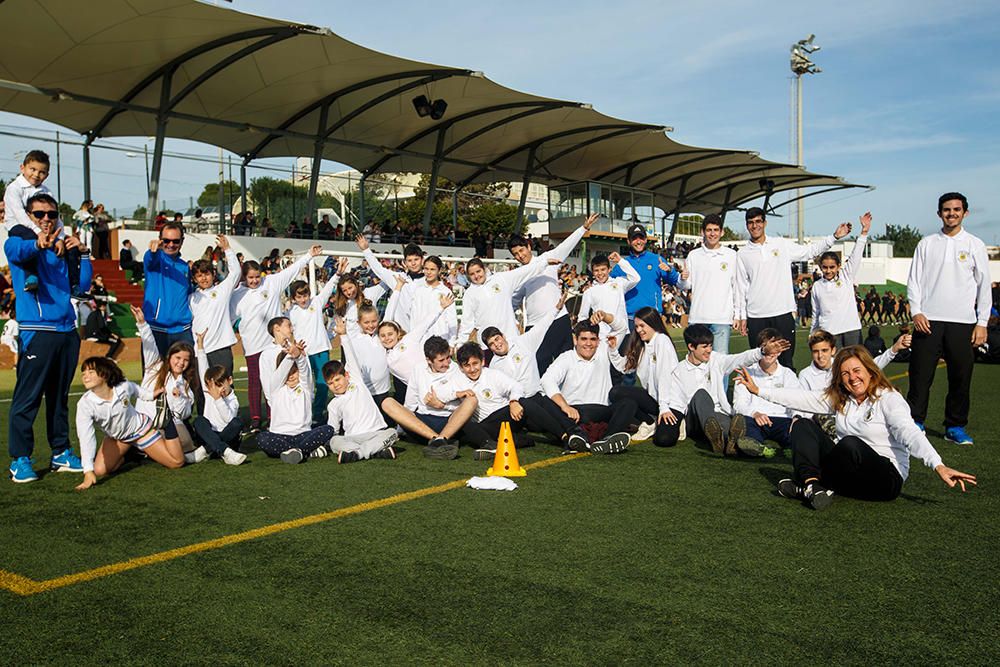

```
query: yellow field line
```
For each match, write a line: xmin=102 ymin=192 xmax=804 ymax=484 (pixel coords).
xmin=0 ymin=452 xmax=588 ymax=597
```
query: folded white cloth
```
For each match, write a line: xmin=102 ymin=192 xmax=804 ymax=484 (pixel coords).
xmin=466 ymin=476 xmax=518 ymax=491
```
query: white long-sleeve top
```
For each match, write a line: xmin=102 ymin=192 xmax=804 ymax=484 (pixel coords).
xmin=288 ymin=272 xmax=338 ymax=356
xmin=258 ymin=342 xmax=284 ymax=403
xmin=76 ymin=381 xmax=154 ymax=472
xmin=798 ymin=347 xmax=897 ymax=391
xmin=458 ymin=257 xmax=548 ymax=344
xmin=680 ymin=245 xmax=739 ymax=325
xmin=735 ymin=235 xmax=835 ymax=318
xmin=327 ymin=380 xmax=388 ymax=435
xmin=810 ymin=235 xmax=868 ymax=335
xmin=385 ymin=307 xmax=446 ymax=382
xmin=338 ymin=283 xmax=391 ymax=336
xmin=409 ymin=280 xmax=458 ymax=344
xmin=361 ymin=248 xmax=422 ymax=327
xmin=3 ymin=174 xmax=60 ymax=235
xmin=404 ymin=363 xmax=463 ymax=417
xmin=512 ymin=224 xmax=589 ymax=327
xmin=759 ymin=386 xmax=943 ymax=480
xmin=576 ymin=260 xmax=641 ymax=340
xmin=541 ymin=345 xmax=614 ymax=406
xmin=266 ymin=354 xmax=312 ymax=436
xmin=232 ymin=253 xmax=313 ymax=356
xmin=190 ymin=249 xmax=241 ymax=354
xmin=610 ymin=332 xmax=678 ymax=414
xmin=487 ymin=310 xmax=555 ymax=396
xmin=666 ymin=347 xmax=762 ymax=414
xmin=733 ymin=363 xmax=801 ymax=418
xmin=341 ymin=329 xmax=392 ymax=396
xmin=195 ymin=348 xmax=240 ymax=431
xmin=135 ymin=322 xmax=194 ymax=422
xmin=907 ymin=229 xmax=991 ymax=326
xmin=436 ymin=366 xmax=523 ymax=422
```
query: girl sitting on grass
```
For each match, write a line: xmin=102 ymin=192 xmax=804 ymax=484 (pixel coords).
xmin=75 ymin=357 xmax=184 ymax=490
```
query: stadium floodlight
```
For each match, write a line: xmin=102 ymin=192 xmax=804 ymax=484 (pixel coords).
xmin=412 ymin=95 xmax=433 ymax=118
xmin=429 ymin=99 xmax=448 ymax=120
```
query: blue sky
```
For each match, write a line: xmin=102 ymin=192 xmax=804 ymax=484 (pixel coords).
xmin=2 ymin=0 xmax=998 ymax=239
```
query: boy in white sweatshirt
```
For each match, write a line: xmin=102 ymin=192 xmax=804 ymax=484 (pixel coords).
xmin=187 ymin=330 xmax=246 ymax=465
xmin=323 ymin=360 xmax=398 ymax=464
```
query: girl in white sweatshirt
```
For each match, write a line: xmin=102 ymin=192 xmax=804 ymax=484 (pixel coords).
xmin=74 ymin=357 xmax=184 ymax=490
xmin=256 ymin=340 xmax=336 ymax=464
xmin=187 ymin=330 xmax=246 ymax=465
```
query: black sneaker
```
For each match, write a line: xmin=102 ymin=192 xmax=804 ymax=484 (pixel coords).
xmin=704 ymin=417 xmax=725 ymax=455
xmin=804 ymin=482 xmax=835 ymax=511
xmin=590 ymin=432 xmax=630 ymax=455
xmin=338 ymin=451 xmax=361 ymax=464
xmin=280 ymin=448 xmax=304 ymax=464
xmin=427 ymin=436 xmax=447 ymax=448
xmin=423 ymin=443 xmax=459 ymax=460
xmin=777 ymin=478 xmax=804 ymax=500
xmin=372 ymin=447 xmax=396 ymax=460
xmin=565 ymin=432 xmax=590 ymax=453
xmin=727 ymin=415 xmax=746 ymax=457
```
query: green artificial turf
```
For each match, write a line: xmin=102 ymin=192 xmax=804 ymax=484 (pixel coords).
xmin=1 ymin=328 xmax=997 ymax=665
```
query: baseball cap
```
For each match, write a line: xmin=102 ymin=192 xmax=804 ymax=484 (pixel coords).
xmin=627 ymin=224 xmax=647 ymax=240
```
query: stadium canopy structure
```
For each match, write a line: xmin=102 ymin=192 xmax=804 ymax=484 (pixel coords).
xmin=0 ymin=0 xmax=867 ymax=236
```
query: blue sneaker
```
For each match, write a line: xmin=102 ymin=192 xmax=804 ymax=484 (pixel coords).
xmin=944 ymin=427 xmax=973 ymax=445
xmin=9 ymin=457 xmax=38 ymax=483
xmin=50 ymin=449 xmax=84 ymax=473
xmin=914 ymin=422 xmax=925 ymax=432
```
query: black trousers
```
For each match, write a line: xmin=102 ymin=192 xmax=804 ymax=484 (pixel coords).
xmin=520 ymin=393 xmax=578 ymax=441
xmin=790 ymin=418 xmax=903 ymax=501
xmin=907 ymin=321 xmax=975 ymax=428
xmin=460 ymin=406 xmax=533 ymax=448
xmin=8 ymin=331 xmax=79 ymax=459
xmin=655 ymin=388 xmax=731 ymax=448
xmin=574 ymin=401 xmax=636 ymax=436
xmin=532 ymin=314 xmax=573 ymax=376
xmin=747 ymin=312 xmax=795 ymax=369
xmin=609 ymin=385 xmax=673 ymax=447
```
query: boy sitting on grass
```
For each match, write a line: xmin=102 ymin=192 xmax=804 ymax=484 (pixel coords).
xmin=732 ymin=328 xmax=800 ymax=457
xmin=322 ymin=359 xmax=398 ymax=464
xmin=188 ymin=330 xmax=246 ymax=465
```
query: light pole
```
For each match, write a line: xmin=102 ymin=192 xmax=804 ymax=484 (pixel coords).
xmin=790 ymin=34 xmax=821 ymax=242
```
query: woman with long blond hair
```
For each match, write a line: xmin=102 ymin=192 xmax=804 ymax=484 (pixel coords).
xmin=735 ymin=345 xmax=975 ymax=510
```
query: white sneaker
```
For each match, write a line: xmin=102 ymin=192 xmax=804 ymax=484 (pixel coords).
xmin=678 ymin=420 xmax=687 ymax=442
xmin=221 ymin=448 xmax=247 ymax=466
xmin=631 ymin=421 xmax=656 ymax=443
xmin=184 ymin=446 xmax=209 ymax=464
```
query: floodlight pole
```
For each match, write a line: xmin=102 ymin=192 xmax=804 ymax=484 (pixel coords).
xmin=790 ymin=35 xmax=821 ymax=243
xmin=422 ymin=129 xmax=447 ymax=235
xmin=146 ymin=74 xmax=172 ymax=227
xmin=82 ymin=134 xmax=93 ymax=202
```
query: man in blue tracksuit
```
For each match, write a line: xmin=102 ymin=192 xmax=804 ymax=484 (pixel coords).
xmin=611 ymin=223 xmax=680 ymax=345
xmin=142 ymin=221 xmax=194 ymax=355
xmin=7 ymin=193 xmax=92 ymax=483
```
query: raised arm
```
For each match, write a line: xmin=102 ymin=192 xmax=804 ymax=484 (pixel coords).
xmin=132 ymin=305 xmax=163 ymax=372
xmin=788 ymin=233 xmax=836 ymax=262
xmin=270 ymin=246 xmax=321 ymax=294
xmin=613 ymin=253 xmax=641 ymax=290
xmin=217 ymin=236 xmax=242 ymax=296
xmin=842 ymin=214 xmax=871 ymax=284
xmin=358 ymin=236 xmax=404 ymax=287
xmin=75 ymin=399 xmax=99 ymax=474
xmin=267 ymin=355 xmax=295 ymax=397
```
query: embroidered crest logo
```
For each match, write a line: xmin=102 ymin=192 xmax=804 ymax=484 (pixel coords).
xmin=958 ymin=251 xmax=968 ymax=262
xmin=720 ymin=262 xmax=728 ymax=271
xmin=772 ymin=249 xmax=779 ymax=257
xmin=491 ymin=284 xmax=501 ymax=294
xmin=210 ymin=290 xmax=217 ymax=299
xmin=262 ymin=291 xmax=269 ymax=299
xmin=646 ymin=264 xmax=653 ymax=270
xmin=611 ymin=284 xmax=619 ymax=291
xmin=865 ymin=405 xmax=875 ymax=422
xmin=513 ymin=353 xmax=523 ymax=364
xmin=483 ymin=389 xmax=493 ymax=399
xmin=835 ymin=280 xmax=842 ymax=288
xmin=348 ymin=384 xmax=357 ymax=392
xmin=652 ymin=353 xmax=657 ymax=363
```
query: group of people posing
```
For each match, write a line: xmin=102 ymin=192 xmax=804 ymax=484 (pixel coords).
xmin=2 ymin=151 xmax=981 ymax=511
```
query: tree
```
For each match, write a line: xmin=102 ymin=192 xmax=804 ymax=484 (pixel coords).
xmin=198 ymin=180 xmax=241 ymax=208
xmin=132 ymin=206 xmax=147 ymax=220
xmin=875 ymin=224 xmax=922 ymax=258
xmin=58 ymin=203 xmax=75 ymax=224
xmin=464 ymin=200 xmax=518 ymax=237
xmin=248 ymin=176 xmax=339 ymax=232
xmin=721 ymin=226 xmax=744 ymax=241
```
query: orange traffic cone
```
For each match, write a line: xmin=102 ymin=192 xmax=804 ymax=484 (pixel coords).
xmin=486 ymin=421 xmax=526 ymax=477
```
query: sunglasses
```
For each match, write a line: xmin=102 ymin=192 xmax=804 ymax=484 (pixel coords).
xmin=30 ymin=210 xmax=59 ymax=220
xmin=161 ymin=238 xmax=183 ymax=246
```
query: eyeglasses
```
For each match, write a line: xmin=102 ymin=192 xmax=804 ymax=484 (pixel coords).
xmin=30 ymin=210 xmax=59 ymax=220
xmin=161 ymin=238 xmax=183 ymax=246
xmin=746 ymin=218 xmax=765 ymax=226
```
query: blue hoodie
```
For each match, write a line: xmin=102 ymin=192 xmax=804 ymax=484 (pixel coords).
xmin=4 ymin=236 xmax=92 ymax=346
xmin=611 ymin=249 xmax=679 ymax=318
xmin=142 ymin=248 xmax=193 ymax=333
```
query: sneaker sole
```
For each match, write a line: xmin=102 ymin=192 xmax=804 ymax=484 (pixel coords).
xmin=704 ymin=418 xmax=725 ymax=455
xmin=809 ymin=491 xmax=835 ymax=511
xmin=944 ymin=436 xmax=973 ymax=445
xmin=50 ymin=465 xmax=83 ymax=473
xmin=280 ymin=450 xmax=304 ymax=464
xmin=736 ymin=437 xmax=767 ymax=458
xmin=777 ymin=479 xmax=802 ymax=500
xmin=423 ymin=445 xmax=459 ymax=460
xmin=726 ymin=416 xmax=746 ymax=457
xmin=473 ymin=450 xmax=497 ymax=461
xmin=10 ymin=473 xmax=39 ymax=483
xmin=591 ymin=432 xmax=630 ymax=455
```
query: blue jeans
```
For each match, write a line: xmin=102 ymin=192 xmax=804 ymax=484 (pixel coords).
xmin=707 ymin=323 xmax=731 ymax=354
xmin=744 ymin=415 xmax=794 ymax=449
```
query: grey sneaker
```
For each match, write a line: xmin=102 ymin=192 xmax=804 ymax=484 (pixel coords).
xmin=565 ymin=431 xmax=590 ymax=453
xmin=590 ymin=432 xmax=630 ymax=455
xmin=337 ymin=451 xmax=361 ymax=464
xmin=804 ymin=482 xmax=835 ymax=511
xmin=473 ymin=448 xmax=497 ymax=461
xmin=726 ymin=415 xmax=746 ymax=457
xmin=736 ymin=437 xmax=767 ymax=457
xmin=280 ymin=448 xmax=304 ymax=464
xmin=704 ymin=417 xmax=725 ymax=455
xmin=777 ymin=478 xmax=804 ymax=500
xmin=372 ymin=446 xmax=396 ymax=460
xmin=423 ymin=443 xmax=459 ymax=460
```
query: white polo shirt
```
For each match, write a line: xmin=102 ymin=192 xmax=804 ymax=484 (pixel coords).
xmin=512 ymin=223 xmax=588 ymax=327
xmin=907 ymin=229 xmax=991 ymax=326
xmin=437 ymin=366 xmax=523 ymax=421
xmin=342 ymin=330 xmax=392 ymax=396
xmin=735 ymin=235 xmax=834 ymax=318
xmin=666 ymin=347 xmax=762 ymax=414
xmin=541 ymin=345 xmax=613 ymax=406
xmin=327 ymin=381 xmax=388 ymax=435
xmin=266 ymin=355 xmax=313 ymax=436
xmin=733 ymin=362 xmax=801 ymax=418
xmin=488 ymin=314 xmax=552 ymax=396
xmin=196 ymin=348 xmax=240 ymax=431
xmin=190 ymin=249 xmax=241 ymax=354
xmin=232 ymin=253 xmax=313 ymax=356
xmin=288 ymin=272 xmax=339 ymax=354
xmin=810 ymin=235 xmax=867 ymax=335
xmin=404 ymin=364 xmax=463 ymax=418
xmin=681 ymin=245 xmax=739 ymax=325
xmin=576 ymin=259 xmax=640 ymax=340
xmin=409 ymin=280 xmax=458 ymax=345
xmin=76 ymin=381 xmax=153 ymax=473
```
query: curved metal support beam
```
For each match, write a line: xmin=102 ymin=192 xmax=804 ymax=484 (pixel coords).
xmin=736 ymin=184 xmax=868 ymax=211
xmin=363 ymin=101 xmax=580 ymax=176
xmin=89 ymin=27 xmax=298 ymax=139
xmin=693 ymin=174 xmax=834 ymax=204
xmin=643 ymin=157 xmax=791 ymax=192
xmin=243 ymin=67 xmax=471 ymax=163
xmin=676 ymin=168 xmax=811 ymax=201
xmin=532 ymin=127 xmax=654 ymax=172
xmin=457 ymin=123 xmax=663 ymax=188
xmin=592 ymin=148 xmax=738 ymax=182
xmin=167 ymin=29 xmax=300 ymax=111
